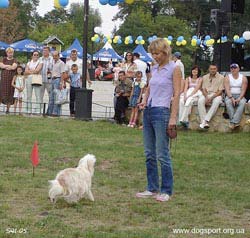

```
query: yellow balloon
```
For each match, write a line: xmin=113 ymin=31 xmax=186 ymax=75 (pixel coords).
xmin=108 ymin=39 xmax=112 ymax=44
xmin=135 ymin=40 xmax=139 ymax=44
xmin=233 ymin=35 xmax=239 ymax=40
xmin=217 ymin=39 xmax=221 ymax=43
xmin=191 ymin=42 xmax=196 ymax=47
xmin=54 ymin=0 xmax=61 ymax=8
xmin=182 ymin=40 xmax=187 ymax=46
xmin=176 ymin=41 xmax=182 ymax=46
xmin=91 ymin=37 xmax=95 ymax=42
xmin=167 ymin=40 xmax=171 ymax=45
xmin=210 ymin=39 xmax=215 ymax=44
xmin=125 ymin=0 xmax=134 ymax=4
xmin=141 ymin=40 xmax=145 ymax=44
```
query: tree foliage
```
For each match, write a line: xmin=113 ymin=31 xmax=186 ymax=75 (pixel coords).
xmin=0 ymin=0 xmax=39 ymax=43
xmin=29 ymin=3 xmax=102 ymax=50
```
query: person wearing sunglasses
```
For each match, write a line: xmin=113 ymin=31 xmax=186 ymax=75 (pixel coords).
xmin=224 ymin=63 xmax=248 ymax=130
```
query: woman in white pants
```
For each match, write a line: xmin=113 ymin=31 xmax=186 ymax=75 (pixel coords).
xmin=179 ymin=65 xmax=202 ymax=128
xmin=24 ymin=51 xmax=43 ymax=114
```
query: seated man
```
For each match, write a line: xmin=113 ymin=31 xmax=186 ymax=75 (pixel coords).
xmin=224 ymin=63 xmax=248 ymax=129
xmin=114 ymin=71 xmax=132 ymax=124
xmin=198 ymin=64 xmax=224 ymax=129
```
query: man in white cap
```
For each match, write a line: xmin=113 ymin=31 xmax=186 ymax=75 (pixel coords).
xmin=224 ymin=63 xmax=248 ymax=129
xmin=173 ymin=51 xmax=185 ymax=92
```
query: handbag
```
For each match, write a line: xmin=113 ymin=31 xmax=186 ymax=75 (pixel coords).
xmin=31 ymin=74 xmax=43 ymax=86
xmin=167 ymin=125 xmax=177 ymax=139
xmin=54 ymin=88 xmax=69 ymax=105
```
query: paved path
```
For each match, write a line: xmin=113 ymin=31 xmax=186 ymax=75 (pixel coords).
xmin=0 ymin=81 xmax=115 ymax=119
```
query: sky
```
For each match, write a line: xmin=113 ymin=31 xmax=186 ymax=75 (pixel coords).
xmin=37 ymin=0 xmax=120 ymax=35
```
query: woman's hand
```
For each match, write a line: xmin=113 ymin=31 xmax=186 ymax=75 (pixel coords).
xmin=168 ymin=117 xmax=177 ymax=126
xmin=138 ymin=101 xmax=146 ymax=110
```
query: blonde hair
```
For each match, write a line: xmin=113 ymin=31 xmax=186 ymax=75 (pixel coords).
xmin=148 ymin=38 xmax=172 ymax=62
xmin=5 ymin=47 xmax=14 ymax=53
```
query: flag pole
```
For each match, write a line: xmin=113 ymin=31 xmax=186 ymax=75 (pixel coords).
xmin=32 ymin=166 xmax=35 ymax=177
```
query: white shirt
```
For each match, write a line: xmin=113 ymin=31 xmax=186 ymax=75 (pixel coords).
xmin=134 ymin=58 xmax=147 ymax=83
xmin=66 ymin=58 xmax=83 ymax=75
xmin=229 ymin=73 xmax=243 ymax=95
xmin=175 ymin=59 xmax=185 ymax=80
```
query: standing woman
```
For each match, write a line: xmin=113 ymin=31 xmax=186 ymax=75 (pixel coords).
xmin=136 ymin=38 xmax=181 ymax=202
xmin=24 ymin=51 xmax=43 ymax=114
xmin=0 ymin=47 xmax=18 ymax=113
xmin=121 ymin=52 xmax=137 ymax=81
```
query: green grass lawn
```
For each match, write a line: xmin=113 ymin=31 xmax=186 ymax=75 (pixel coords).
xmin=0 ymin=116 xmax=249 ymax=238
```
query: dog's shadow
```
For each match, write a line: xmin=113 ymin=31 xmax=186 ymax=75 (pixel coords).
xmin=50 ymin=198 xmax=93 ymax=210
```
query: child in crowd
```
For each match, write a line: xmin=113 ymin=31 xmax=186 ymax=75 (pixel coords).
xmin=128 ymin=71 xmax=145 ymax=128
xmin=65 ymin=64 xmax=82 ymax=117
xmin=11 ymin=66 xmax=25 ymax=115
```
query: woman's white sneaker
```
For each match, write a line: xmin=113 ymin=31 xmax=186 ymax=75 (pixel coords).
xmin=136 ymin=190 xmax=157 ymax=198
xmin=155 ymin=193 xmax=170 ymax=202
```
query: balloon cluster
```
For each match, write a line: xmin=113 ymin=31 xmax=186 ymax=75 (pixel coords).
xmin=148 ymin=35 xmax=158 ymax=43
xmin=191 ymin=36 xmax=201 ymax=47
xmin=99 ymin=0 xmax=126 ymax=6
xmin=0 ymin=0 xmax=9 ymax=8
xmin=203 ymin=35 xmax=215 ymax=46
xmin=217 ymin=36 xmax=228 ymax=43
xmin=135 ymin=36 xmax=145 ymax=45
xmin=176 ymin=36 xmax=187 ymax=46
xmin=125 ymin=36 xmax=133 ymax=45
xmin=54 ymin=0 xmax=69 ymax=8
xmin=113 ymin=36 xmax=122 ymax=44
xmin=163 ymin=36 xmax=173 ymax=45
xmin=233 ymin=35 xmax=245 ymax=44
xmin=103 ymin=35 xmax=113 ymax=44
xmin=91 ymin=34 xmax=101 ymax=43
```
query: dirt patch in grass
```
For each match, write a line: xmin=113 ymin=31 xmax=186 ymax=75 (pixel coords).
xmin=98 ymin=160 xmax=114 ymax=171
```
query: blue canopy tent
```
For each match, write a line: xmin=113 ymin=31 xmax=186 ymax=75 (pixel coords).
xmin=93 ymin=42 xmax=122 ymax=62
xmin=61 ymin=38 xmax=90 ymax=59
xmin=133 ymin=44 xmax=153 ymax=62
xmin=10 ymin=38 xmax=43 ymax=52
xmin=0 ymin=41 xmax=9 ymax=50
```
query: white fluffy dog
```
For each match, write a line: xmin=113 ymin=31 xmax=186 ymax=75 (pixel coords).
xmin=48 ymin=154 xmax=96 ymax=204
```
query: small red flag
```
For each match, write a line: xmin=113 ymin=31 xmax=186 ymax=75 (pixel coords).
xmin=31 ymin=141 xmax=39 ymax=167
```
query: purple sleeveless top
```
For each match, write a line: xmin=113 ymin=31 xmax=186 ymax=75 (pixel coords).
xmin=147 ymin=61 xmax=176 ymax=108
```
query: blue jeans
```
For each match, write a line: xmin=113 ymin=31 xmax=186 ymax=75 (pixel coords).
xmin=47 ymin=78 xmax=61 ymax=116
xmin=225 ymin=94 xmax=246 ymax=124
xmin=143 ymin=106 xmax=173 ymax=195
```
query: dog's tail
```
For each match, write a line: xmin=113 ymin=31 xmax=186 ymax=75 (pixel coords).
xmin=48 ymin=180 xmax=64 ymax=203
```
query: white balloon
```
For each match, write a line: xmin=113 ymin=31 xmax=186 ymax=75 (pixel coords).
xmin=243 ymin=31 xmax=250 ymax=40
xmin=94 ymin=27 xmax=102 ymax=34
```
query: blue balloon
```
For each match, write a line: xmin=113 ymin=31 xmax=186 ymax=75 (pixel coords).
xmin=137 ymin=36 xmax=143 ymax=41
xmin=167 ymin=36 xmax=173 ymax=41
xmin=129 ymin=39 xmax=133 ymax=44
xmin=222 ymin=36 xmax=227 ymax=42
xmin=196 ymin=39 xmax=201 ymax=45
xmin=59 ymin=0 xmax=69 ymax=7
xmin=153 ymin=35 xmax=157 ymax=40
xmin=109 ymin=0 xmax=117 ymax=6
xmin=205 ymin=35 xmax=211 ymax=41
xmin=99 ymin=0 xmax=109 ymax=5
xmin=0 ymin=0 xmax=9 ymax=8
xmin=118 ymin=39 xmax=122 ymax=44
xmin=192 ymin=35 xmax=198 ymax=40
xmin=239 ymin=37 xmax=245 ymax=44
xmin=95 ymin=38 xmax=100 ymax=43
xmin=177 ymin=36 xmax=184 ymax=42
xmin=148 ymin=37 xmax=153 ymax=43
xmin=117 ymin=0 xmax=124 ymax=2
